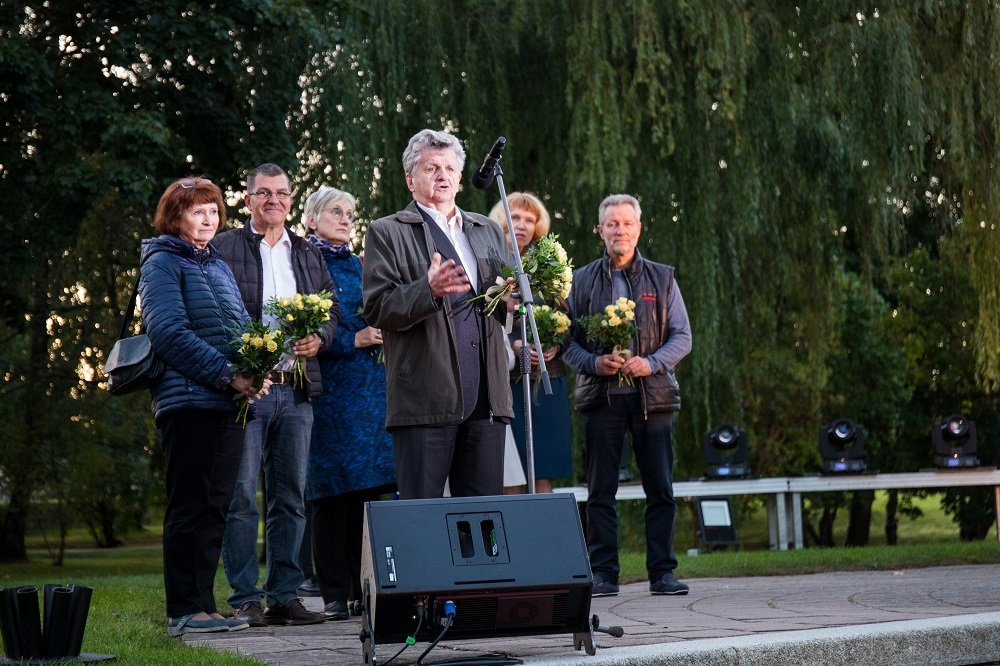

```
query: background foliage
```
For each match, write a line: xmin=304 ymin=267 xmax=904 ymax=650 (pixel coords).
xmin=1 ymin=0 xmax=998 ymax=559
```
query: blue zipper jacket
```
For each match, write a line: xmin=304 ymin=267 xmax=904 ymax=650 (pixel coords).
xmin=139 ymin=234 xmax=249 ymax=425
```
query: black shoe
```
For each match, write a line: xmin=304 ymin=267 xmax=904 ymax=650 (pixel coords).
xmin=650 ymin=572 xmax=689 ymax=595
xmin=264 ymin=598 xmax=326 ymax=626
xmin=323 ymin=600 xmax=349 ymax=621
xmin=296 ymin=577 xmax=321 ymax=597
xmin=591 ymin=576 xmax=619 ymax=597
xmin=233 ymin=600 xmax=267 ymax=627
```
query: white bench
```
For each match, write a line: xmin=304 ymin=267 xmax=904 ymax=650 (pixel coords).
xmin=556 ymin=468 xmax=1000 ymax=550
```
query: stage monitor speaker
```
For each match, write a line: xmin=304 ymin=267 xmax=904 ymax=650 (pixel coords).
xmin=359 ymin=493 xmax=594 ymax=664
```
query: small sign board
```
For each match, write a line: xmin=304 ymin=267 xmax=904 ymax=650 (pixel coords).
xmin=696 ymin=496 xmax=739 ymax=545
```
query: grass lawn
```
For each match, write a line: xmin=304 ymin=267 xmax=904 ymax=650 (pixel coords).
xmin=2 ymin=489 xmax=998 ymax=664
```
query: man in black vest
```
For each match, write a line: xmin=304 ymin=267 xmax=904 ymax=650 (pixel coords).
xmin=563 ymin=194 xmax=692 ymax=598
xmin=362 ymin=129 xmax=515 ymax=499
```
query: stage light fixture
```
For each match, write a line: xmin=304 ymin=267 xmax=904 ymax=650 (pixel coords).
xmin=818 ymin=418 xmax=866 ymax=474
xmin=932 ymin=413 xmax=979 ymax=468
xmin=703 ymin=424 xmax=750 ymax=479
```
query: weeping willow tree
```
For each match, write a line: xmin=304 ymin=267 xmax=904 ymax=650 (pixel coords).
xmin=299 ymin=0 xmax=999 ymax=494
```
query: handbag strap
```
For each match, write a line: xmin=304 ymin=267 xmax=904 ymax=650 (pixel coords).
xmin=117 ymin=272 xmax=141 ymax=341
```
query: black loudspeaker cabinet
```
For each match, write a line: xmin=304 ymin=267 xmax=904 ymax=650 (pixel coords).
xmin=359 ymin=493 xmax=595 ymax=664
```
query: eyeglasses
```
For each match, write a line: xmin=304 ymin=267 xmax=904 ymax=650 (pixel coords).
xmin=249 ymin=189 xmax=293 ymax=201
xmin=180 ymin=177 xmax=212 ymax=188
xmin=328 ymin=207 xmax=355 ymax=221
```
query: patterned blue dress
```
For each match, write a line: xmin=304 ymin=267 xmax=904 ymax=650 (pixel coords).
xmin=306 ymin=245 xmax=396 ymax=500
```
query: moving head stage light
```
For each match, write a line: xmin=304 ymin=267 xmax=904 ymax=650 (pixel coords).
xmin=819 ymin=418 xmax=866 ymax=474
xmin=703 ymin=424 xmax=750 ymax=479
xmin=932 ymin=413 xmax=979 ymax=468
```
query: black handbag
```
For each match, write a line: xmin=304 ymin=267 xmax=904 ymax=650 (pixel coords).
xmin=104 ymin=272 xmax=165 ymax=395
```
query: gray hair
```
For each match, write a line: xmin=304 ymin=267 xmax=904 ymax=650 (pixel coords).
xmin=247 ymin=163 xmax=289 ymax=192
xmin=302 ymin=186 xmax=356 ymax=233
xmin=401 ymin=129 xmax=466 ymax=176
xmin=598 ymin=194 xmax=642 ymax=226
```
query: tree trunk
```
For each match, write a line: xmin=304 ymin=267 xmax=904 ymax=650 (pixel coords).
xmin=885 ymin=489 xmax=899 ymax=546
xmin=845 ymin=490 xmax=874 ymax=547
xmin=818 ymin=506 xmax=837 ymax=547
xmin=0 ymin=262 xmax=50 ymax=562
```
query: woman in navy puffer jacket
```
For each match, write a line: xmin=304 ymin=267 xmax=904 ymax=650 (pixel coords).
xmin=139 ymin=178 xmax=270 ymax=637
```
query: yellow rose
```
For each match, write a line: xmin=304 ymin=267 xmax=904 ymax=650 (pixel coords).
xmin=605 ymin=305 xmax=617 ymax=316
xmin=627 ymin=300 xmax=636 ymax=309
xmin=266 ymin=340 xmax=278 ymax=352
xmin=321 ymin=299 xmax=333 ymax=309
xmin=252 ymin=337 xmax=264 ymax=348
xmin=241 ymin=333 xmax=251 ymax=343
xmin=609 ymin=316 xmax=621 ymax=327
xmin=273 ymin=329 xmax=283 ymax=337
xmin=617 ymin=296 xmax=629 ymax=307
xmin=286 ymin=313 xmax=294 ymax=322
xmin=307 ymin=293 xmax=320 ymax=304
xmin=625 ymin=310 xmax=635 ymax=320
xmin=600 ymin=320 xmax=609 ymax=327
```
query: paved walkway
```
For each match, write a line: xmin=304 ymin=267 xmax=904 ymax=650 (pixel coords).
xmin=187 ymin=563 xmax=1000 ymax=666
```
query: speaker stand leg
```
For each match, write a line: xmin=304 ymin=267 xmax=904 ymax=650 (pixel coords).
xmin=573 ymin=624 xmax=596 ymax=656
xmin=361 ymin=579 xmax=377 ymax=666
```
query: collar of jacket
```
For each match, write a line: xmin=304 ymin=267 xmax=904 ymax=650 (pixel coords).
xmin=395 ymin=200 xmax=484 ymax=227
xmin=146 ymin=234 xmax=220 ymax=263
xmin=600 ymin=247 xmax=645 ymax=279
xmin=240 ymin=218 xmax=308 ymax=248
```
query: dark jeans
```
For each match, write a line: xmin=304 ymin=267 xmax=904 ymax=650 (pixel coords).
xmin=311 ymin=487 xmax=390 ymax=605
xmin=160 ymin=408 xmax=245 ymax=618
xmin=582 ymin=394 xmax=677 ymax=583
xmin=299 ymin=501 xmax=314 ymax=580
xmin=391 ymin=418 xmax=506 ymax=499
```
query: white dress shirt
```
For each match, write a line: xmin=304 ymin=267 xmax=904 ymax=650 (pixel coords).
xmin=251 ymin=219 xmax=297 ymax=370
xmin=417 ymin=202 xmax=479 ymax=293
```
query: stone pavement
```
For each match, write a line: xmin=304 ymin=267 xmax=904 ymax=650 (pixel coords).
xmin=186 ymin=563 xmax=1000 ymax=666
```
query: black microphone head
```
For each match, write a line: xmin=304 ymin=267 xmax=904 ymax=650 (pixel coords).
xmin=471 ymin=168 xmax=496 ymax=190
xmin=471 ymin=136 xmax=506 ymax=190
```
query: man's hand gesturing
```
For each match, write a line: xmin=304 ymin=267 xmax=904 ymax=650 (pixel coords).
xmin=428 ymin=252 xmax=470 ymax=299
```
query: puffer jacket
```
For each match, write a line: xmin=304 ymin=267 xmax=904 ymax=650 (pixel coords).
xmin=139 ymin=234 xmax=248 ymax=425
xmin=361 ymin=201 xmax=514 ymax=428
xmin=565 ymin=250 xmax=689 ymax=415
xmin=213 ymin=221 xmax=340 ymax=401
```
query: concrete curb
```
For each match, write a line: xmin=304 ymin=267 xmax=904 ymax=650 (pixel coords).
xmin=525 ymin=613 xmax=1000 ymax=666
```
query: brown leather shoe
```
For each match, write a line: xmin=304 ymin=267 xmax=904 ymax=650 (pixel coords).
xmin=233 ymin=600 xmax=267 ymax=627
xmin=264 ymin=598 xmax=325 ymax=626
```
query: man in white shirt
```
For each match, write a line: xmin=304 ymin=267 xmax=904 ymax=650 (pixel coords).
xmin=214 ymin=163 xmax=339 ymax=627
xmin=362 ymin=129 xmax=515 ymax=499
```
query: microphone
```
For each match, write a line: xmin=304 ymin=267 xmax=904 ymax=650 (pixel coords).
xmin=471 ymin=136 xmax=506 ymax=190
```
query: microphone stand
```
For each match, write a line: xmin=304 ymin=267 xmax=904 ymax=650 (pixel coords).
xmin=492 ymin=162 xmax=551 ymax=495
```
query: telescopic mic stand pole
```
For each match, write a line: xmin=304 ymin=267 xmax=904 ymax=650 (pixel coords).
xmin=497 ymin=170 xmax=552 ymax=495
xmin=471 ymin=136 xmax=551 ymax=495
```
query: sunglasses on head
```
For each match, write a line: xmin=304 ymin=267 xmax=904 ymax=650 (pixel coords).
xmin=179 ymin=177 xmax=212 ymax=188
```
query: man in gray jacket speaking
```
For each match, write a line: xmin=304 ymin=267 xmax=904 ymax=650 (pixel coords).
xmin=362 ymin=129 xmax=515 ymax=499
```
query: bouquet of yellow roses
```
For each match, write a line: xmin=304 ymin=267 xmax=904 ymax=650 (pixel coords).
xmin=263 ymin=290 xmax=335 ymax=388
xmin=474 ymin=234 xmax=574 ymax=316
xmin=527 ymin=305 xmax=572 ymax=348
xmin=230 ymin=321 xmax=284 ymax=426
xmin=576 ymin=297 xmax=640 ymax=386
